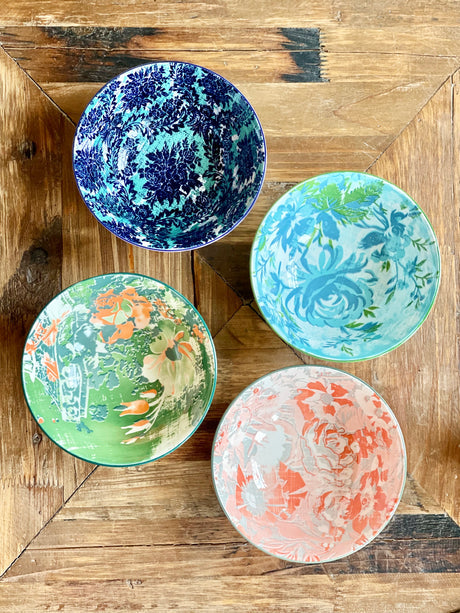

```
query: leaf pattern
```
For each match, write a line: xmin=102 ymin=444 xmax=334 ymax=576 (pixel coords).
xmin=212 ymin=366 xmax=406 ymax=563
xmin=251 ymin=172 xmax=440 ymax=360
xmin=22 ymin=274 xmax=216 ymax=466
xmin=73 ymin=62 xmax=266 ymax=251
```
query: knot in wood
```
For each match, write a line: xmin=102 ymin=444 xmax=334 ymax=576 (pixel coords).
xmin=32 ymin=432 xmax=42 ymax=445
xmin=17 ymin=140 xmax=37 ymax=160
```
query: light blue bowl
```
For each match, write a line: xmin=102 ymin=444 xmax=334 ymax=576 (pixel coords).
xmin=250 ymin=172 xmax=440 ymax=361
xmin=73 ymin=62 xmax=266 ymax=251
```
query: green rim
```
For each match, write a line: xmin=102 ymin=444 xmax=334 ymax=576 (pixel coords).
xmin=250 ymin=171 xmax=441 ymax=362
xmin=21 ymin=272 xmax=218 ymax=467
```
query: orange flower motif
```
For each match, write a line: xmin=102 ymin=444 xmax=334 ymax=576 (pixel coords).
xmin=121 ymin=436 xmax=141 ymax=445
xmin=153 ymin=298 xmax=174 ymax=319
xmin=348 ymin=477 xmax=387 ymax=535
xmin=118 ymin=399 xmax=150 ymax=416
xmin=140 ymin=389 xmax=158 ymax=400
xmin=297 ymin=380 xmax=353 ymax=421
xmin=28 ymin=313 xmax=68 ymax=354
xmin=25 ymin=340 xmax=39 ymax=355
xmin=122 ymin=419 xmax=152 ymax=436
xmin=40 ymin=320 xmax=60 ymax=346
xmin=43 ymin=353 xmax=59 ymax=382
xmin=91 ymin=287 xmax=153 ymax=344
xmin=142 ymin=320 xmax=195 ymax=396
xmin=192 ymin=324 xmax=205 ymax=343
xmin=120 ymin=287 xmax=153 ymax=329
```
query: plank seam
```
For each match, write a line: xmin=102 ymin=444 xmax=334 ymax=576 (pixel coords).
xmin=367 ymin=71 xmax=457 ymax=173
xmin=195 ymin=252 xmax=249 ymax=304
xmin=0 ymin=45 xmax=77 ymax=126
xmin=0 ymin=466 xmax=98 ymax=580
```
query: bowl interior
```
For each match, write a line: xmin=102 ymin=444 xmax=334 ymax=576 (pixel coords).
xmin=212 ymin=365 xmax=406 ymax=563
xmin=251 ymin=172 xmax=440 ymax=361
xmin=73 ymin=62 xmax=266 ymax=251
xmin=22 ymin=274 xmax=216 ymax=466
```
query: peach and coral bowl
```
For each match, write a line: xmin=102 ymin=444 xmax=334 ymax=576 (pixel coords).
xmin=212 ymin=365 xmax=406 ymax=563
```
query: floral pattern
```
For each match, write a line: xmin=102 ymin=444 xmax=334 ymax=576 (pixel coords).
xmin=73 ymin=62 xmax=266 ymax=251
xmin=212 ymin=366 xmax=406 ymax=563
xmin=22 ymin=274 xmax=216 ymax=466
xmin=251 ymin=172 xmax=440 ymax=360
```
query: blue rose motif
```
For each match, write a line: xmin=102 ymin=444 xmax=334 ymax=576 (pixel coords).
xmin=74 ymin=147 xmax=104 ymax=193
xmin=119 ymin=67 xmax=166 ymax=110
xmin=286 ymin=245 xmax=373 ymax=328
xmin=143 ymin=142 xmax=201 ymax=205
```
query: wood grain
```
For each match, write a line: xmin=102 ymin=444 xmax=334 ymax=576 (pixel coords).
xmin=0 ymin=25 xmax=323 ymax=51
xmin=0 ymin=575 xmax=458 ymax=613
xmin=0 ymin=47 xmax=94 ymax=576
xmin=193 ymin=253 xmax=242 ymax=337
xmin=2 ymin=48 xmax=326 ymax=84
xmin=367 ymin=73 xmax=460 ymax=524
xmin=2 ymin=0 xmax=460 ymax=28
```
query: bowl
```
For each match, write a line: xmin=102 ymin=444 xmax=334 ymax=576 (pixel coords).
xmin=22 ymin=273 xmax=217 ymax=466
xmin=250 ymin=172 xmax=440 ymax=361
xmin=73 ymin=62 xmax=266 ymax=251
xmin=212 ymin=365 xmax=406 ymax=563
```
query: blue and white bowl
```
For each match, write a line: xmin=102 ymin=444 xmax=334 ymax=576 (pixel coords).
xmin=250 ymin=172 xmax=440 ymax=361
xmin=73 ymin=62 xmax=266 ymax=251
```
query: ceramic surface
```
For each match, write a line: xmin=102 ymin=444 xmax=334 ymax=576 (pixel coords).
xmin=22 ymin=274 xmax=216 ymax=466
xmin=73 ymin=62 xmax=266 ymax=251
xmin=251 ymin=172 xmax=440 ymax=361
xmin=212 ymin=365 xmax=406 ymax=563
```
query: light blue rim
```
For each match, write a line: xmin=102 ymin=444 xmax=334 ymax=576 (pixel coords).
xmin=250 ymin=171 xmax=441 ymax=362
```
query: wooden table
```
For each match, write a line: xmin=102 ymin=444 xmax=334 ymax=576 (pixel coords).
xmin=1 ymin=2 xmax=459 ymax=611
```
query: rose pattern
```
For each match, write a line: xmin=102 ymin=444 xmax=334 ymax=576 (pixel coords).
xmin=73 ymin=62 xmax=265 ymax=251
xmin=251 ymin=172 xmax=440 ymax=360
xmin=212 ymin=366 xmax=406 ymax=563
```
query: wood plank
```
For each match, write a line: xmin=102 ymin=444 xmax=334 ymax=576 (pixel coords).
xmin=3 ymin=512 xmax=459 ymax=582
xmin=193 ymin=253 xmax=242 ymax=337
xmin=0 ymin=577 xmax=337 ymax=613
xmin=368 ymin=73 xmax=460 ymax=524
xmin=0 ymin=574 xmax=458 ymax=613
xmin=0 ymin=25 xmax=324 ymax=51
xmin=12 ymin=46 xmax=455 ymax=86
xmin=2 ymin=0 xmax=460 ymax=28
xmin=0 ymin=47 xmax=94 ymax=576
xmin=334 ymin=574 xmax=460 ymax=612
xmin=2 ymin=48 xmax=325 ymax=84
xmin=325 ymin=25 xmax=460 ymax=56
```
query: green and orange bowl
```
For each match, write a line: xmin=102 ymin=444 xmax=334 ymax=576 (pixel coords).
xmin=21 ymin=273 xmax=217 ymax=466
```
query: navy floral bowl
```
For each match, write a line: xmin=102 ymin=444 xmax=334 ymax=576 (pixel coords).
xmin=251 ymin=172 xmax=441 ymax=361
xmin=73 ymin=62 xmax=266 ymax=251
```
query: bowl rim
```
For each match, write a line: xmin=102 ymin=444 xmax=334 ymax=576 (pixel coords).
xmin=72 ymin=60 xmax=267 ymax=252
xmin=211 ymin=363 xmax=408 ymax=564
xmin=249 ymin=170 xmax=441 ymax=362
xmin=21 ymin=272 xmax=218 ymax=467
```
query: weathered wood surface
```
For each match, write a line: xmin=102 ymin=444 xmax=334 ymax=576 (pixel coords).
xmin=0 ymin=0 xmax=460 ymax=610
xmin=0 ymin=46 xmax=94 ymax=575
